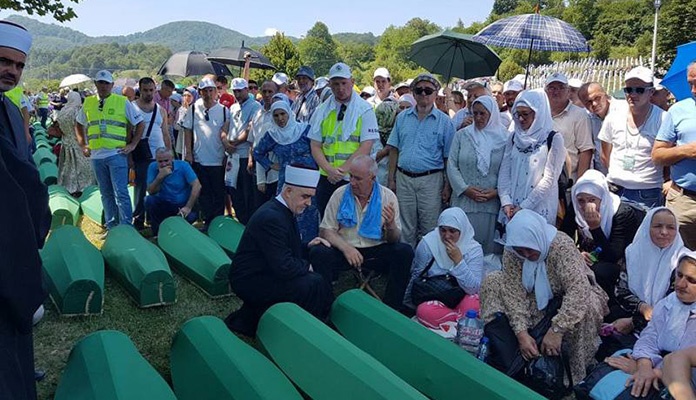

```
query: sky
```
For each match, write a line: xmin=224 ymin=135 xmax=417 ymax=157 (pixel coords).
xmin=0 ymin=0 xmax=495 ymax=38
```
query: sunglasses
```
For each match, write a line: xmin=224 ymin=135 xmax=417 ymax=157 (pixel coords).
xmin=414 ymin=87 xmax=435 ymax=96
xmin=623 ymin=86 xmax=653 ymax=95
xmin=204 ymin=108 xmax=209 ymax=121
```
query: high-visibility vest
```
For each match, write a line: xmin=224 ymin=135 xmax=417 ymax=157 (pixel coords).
xmin=320 ymin=109 xmax=362 ymax=176
xmin=5 ymin=87 xmax=22 ymax=109
xmin=83 ymin=94 xmax=128 ymax=150
xmin=37 ymin=92 xmax=49 ymax=108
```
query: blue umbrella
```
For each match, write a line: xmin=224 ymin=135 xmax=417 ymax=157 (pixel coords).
xmin=472 ymin=13 xmax=589 ymax=87
xmin=661 ymin=41 xmax=696 ymax=101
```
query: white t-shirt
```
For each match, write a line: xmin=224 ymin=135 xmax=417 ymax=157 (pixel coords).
xmin=131 ymin=101 xmax=165 ymax=158
xmin=75 ymin=95 xmax=143 ymax=160
xmin=598 ymin=104 xmax=666 ymax=189
xmin=181 ymin=99 xmax=229 ymax=166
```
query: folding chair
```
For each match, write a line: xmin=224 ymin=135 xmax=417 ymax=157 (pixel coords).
xmin=353 ymin=268 xmax=381 ymax=301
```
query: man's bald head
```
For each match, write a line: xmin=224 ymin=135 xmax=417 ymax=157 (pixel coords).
xmin=579 ymin=82 xmax=610 ymax=119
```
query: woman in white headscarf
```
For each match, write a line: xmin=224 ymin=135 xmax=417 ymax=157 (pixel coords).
xmin=404 ymin=207 xmax=483 ymax=330
xmin=448 ymin=95 xmax=508 ymax=254
xmin=254 ymin=100 xmax=319 ymax=243
xmin=56 ymin=90 xmax=95 ymax=194
xmin=497 ymin=89 xmax=567 ymax=226
xmin=571 ymin=169 xmax=643 ymax=302
xmin=480 ymin=209 xmax=608 ymax=384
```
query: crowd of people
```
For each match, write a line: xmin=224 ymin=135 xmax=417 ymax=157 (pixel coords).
xmin=5 ymin=16 xmax=696 ymax=399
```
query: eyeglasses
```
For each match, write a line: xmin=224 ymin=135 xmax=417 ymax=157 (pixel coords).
xmin=623 ymin=86 xmax=653 ymax=95
xmin=413 ymin=87 xmax=435 ymax=96
xmin=204 ymin=108 xmax=210 ymax=121
xmin=98 ymin=98 xmax=104 ymax=111
xmin=513 ymin=111 xmax=534 ymax=120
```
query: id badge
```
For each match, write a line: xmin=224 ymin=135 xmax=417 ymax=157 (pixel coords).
xmin=99 ymin=121 xmax=107 ymax=134
xmin=622 ymin=153 xmax=635 ymax=171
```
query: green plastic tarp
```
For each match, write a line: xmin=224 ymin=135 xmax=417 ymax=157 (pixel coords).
xmin=330 ymin=290 xmax=545 ymax=400
xmin=38 ymin=162 xmax=58 ymax=185
xmin=157 ymin=216 xmax=232 ymax=297
xmin=41 ymin=225 xmax=104 ymax=316
xmin=48 ymin=185 xmax=81 ymax=229
xmin=54 ymin=330 xmax=177 ymax=400
xmin=207 ymin=216 xmax=244 ymax=256
xmin=257 ymin=302 xmax=428 ymax=400
xmin=79 ymin=185 xmax=135 ymax=226
xmin=102 ymin=225 xmax=175 ymax=308
xmin=32 ymin=147 xmax=57 ymax=165
xmin=171 ymin=316 xmax=302 ymax=400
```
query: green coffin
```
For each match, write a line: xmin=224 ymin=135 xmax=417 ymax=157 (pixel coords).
xmin=33 ymin=147 xmax=57 ymax=165
xmin=54 ymin=330 xmax=177 ymax=400
xmin=41 ymin=225 xmax=104 ymax=316
xmin=330 ymin=290 xmax=544 ymax=400
xmin=38 ymin=162 xmax=58 ymax=185
xmin=257 ymin=303 xmax=428 ymax=400
xmin=171 ymin=316 xmax=302 ymax=400
xmin=157 ymin=216 xmax=231 ymax=297
xmin=35 ymin=140 xmax=52 ymax=150
xmin=207 ymin=216 xmax=245 ymax=257
xmin=79 ymin=185 xmax=135 ymax=226
xmin=102 ymin=225 xmax=175 ymax=308
xmin=48 ymin=185 xmax=81 ymax=229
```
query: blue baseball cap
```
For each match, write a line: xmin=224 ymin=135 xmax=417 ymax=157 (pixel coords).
xmin=296 ymin=66 xmax=315 ymax=81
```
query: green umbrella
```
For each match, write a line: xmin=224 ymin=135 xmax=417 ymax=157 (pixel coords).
xmin=409 ymin=30 xmax=502 ymax=82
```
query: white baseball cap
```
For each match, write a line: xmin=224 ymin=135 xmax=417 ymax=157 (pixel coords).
xmin=314 ymin=76 xmax=329 ymax=91
xmin=503 ymin=79 xmax=524 ymax=93
xmin=94 ymin=70 xmax=114 ymax=84
xmin=545 ymin=72 xmax=568 ymax=87
xmin=198 ymin=79 xmax=216 ymax=90
xmin=654 ymin=78 xmax=665 ymax=91
xmin=230 ymin=78 xmax=248 ymax=90
xmin=329 ymin=62 xmax=352 ymax=80
xmin=568 ymin=78 xmax=583 ymax=89
xmin=373 ymin=67 xmax=390 ymax=79
xmin=361 ymin=86 xmax=376 ymax=96
xmin=272 ymin=72 xmax=288 ymax=86
xmin=625 ymin=66 xmax=654 ymax=84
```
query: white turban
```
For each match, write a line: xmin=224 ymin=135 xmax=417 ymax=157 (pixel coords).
xmin=0 ymin=21 xmax=32 ymax=55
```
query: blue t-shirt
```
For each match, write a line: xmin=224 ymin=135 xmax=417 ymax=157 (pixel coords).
xmin=146 ymin=160 xmax=197 ymax=205
xmin=656 ymin=98 xmax=696 ymax=191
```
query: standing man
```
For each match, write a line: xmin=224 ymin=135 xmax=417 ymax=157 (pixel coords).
xmin=76 ymin=70 xmax=144 ymax=231
xmin=292 ymin=66 xmax=320 ymax=123
xmin=653 ymin=61 xmax=696 ymax=250
xmin=387 ymin=73 xmax=455 ymax=247
xmin=598 ymin=66 xmax=666 ymax=209
xmin=545 ymin=72 xmax=594 ymax=181
xmin=309 ymin=62 xmax=378 ymax=216
xmin=368 ymin=67 xmax=394 ymax=106
xmin=228 ymin=78 xmax=262 ymax=224
xmin=35 ymin=86 xmax=49 ymax=128
xmin=577 ymin=81 xmax=624 ymax=175
xmin=502 ymin=79 xmax=523 ymax=111
xmin=225 ymin=165 xmax=332 ymax=336
xmin=131 ymin=77 xmax=171 ymax=230
xmin=182 ymin=79 xmax=230 ymax=228
xmin=0 ymin=20 xmax=50 ymax=399
xmin=248 ymin=80 xmax=280 ymax=207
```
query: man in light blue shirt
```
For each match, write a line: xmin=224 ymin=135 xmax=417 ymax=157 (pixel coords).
xmin=387 ymin=73 xmax=455 ymax=247
xmin=653 ymin=61 xmax=696 ymax=249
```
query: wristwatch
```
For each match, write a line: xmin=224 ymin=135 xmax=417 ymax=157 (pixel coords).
xmin=551 ymin=324 xmax=564 ymax=334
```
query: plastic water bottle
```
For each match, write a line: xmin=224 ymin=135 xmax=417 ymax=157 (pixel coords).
xmin=477 ymin=337 xmax=489 ymax=361
xmin=456 ymin=309 xmax=483 ymax=355
xmin=587 ymin=246 xmax=603 ymax=264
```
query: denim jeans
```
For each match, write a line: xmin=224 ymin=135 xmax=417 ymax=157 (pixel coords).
xmin=616 ymin=187 xmax=663 ymax=211
xmin=92 ymin=153 xmax=132 ymax=229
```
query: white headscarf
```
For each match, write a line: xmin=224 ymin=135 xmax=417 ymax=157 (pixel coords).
xmin=62 ymin=91 xmax=82 ymax=111
xmin=505 ymin=209 xmax=558 ymax=310
xmin=511 ymin=89 xmax=554 ymax=151
xmin=464 ymin=95 xmax=508 ymax=176
xmin=659 ymin=272 xmax=696 ymax=352
xmin=423 ymin=207 xmax=481 ymax=271
xmin=571 ymin=169 xmax=621 ymax=239
xmin=626 ymin=207 xmax=685 ymax=306
xmin=398 ymin=94 xmax=416 ymax=108
xmin=310 ymin=90 xmax=373 ymax=141
xmin=267 ymin=101 xmax=308 ymax=145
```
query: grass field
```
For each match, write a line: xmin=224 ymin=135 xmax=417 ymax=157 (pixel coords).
xmin=33 ymin=216 xmax=379 ymax=399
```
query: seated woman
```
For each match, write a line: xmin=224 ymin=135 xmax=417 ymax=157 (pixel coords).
xmin=404 ymin=207 xmax=483 ymax=330
xmin=604 ymin=252 xmax=696 ymax=398
xmin=448 ymin=95 xmax=508 ymax=255
xmin=480 ymin=209 xmax=608 ymax=384
xmin=571 ymin=169 xmax=644 ymax=302
xmin=498 ymin=89 xmax=566 ymax=227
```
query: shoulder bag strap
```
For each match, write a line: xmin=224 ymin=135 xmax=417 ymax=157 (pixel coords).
xmin=418 ymin=257 xmax=436 ymax=279
xmin=143 ymin=104 xmax=157 ymax=140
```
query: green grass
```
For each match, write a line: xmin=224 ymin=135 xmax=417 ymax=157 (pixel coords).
xmin=34 ymin=216 xmax=382 ymax=399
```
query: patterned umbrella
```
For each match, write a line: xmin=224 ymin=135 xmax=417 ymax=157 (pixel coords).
xmin=473 ymin=13 xmax=589 ymax=87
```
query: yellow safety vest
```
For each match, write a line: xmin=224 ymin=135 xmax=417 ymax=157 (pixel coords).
xmin=37 ymin=92 xmax=49 ymax=108
xmin=5 ymin=87 xmax=22 ymax=109
xmin=83 ymin=94 xmax=128 ymax=150
xmin=320 ymin=109 xmax=362 ymax=176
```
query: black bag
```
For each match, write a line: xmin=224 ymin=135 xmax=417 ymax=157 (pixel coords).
xmin=523 ymin=349 xmax=572 ymax=400
xmin=411 ymin=257 xmax=465 ymax=309
xmin=131 ymin=104 xmax=157 ymax=162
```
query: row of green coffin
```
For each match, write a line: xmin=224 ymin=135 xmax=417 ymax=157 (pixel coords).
xmin=54 ymin=290 xmax=543 ymax=400
xmin=40 ymin=216 xmax=244 ymax=313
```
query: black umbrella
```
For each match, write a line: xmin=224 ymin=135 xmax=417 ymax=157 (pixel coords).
xmin=157 ymin=51 xmax=232 ymax=77
xmin=207 ymin=46 xmax=276 ymax=71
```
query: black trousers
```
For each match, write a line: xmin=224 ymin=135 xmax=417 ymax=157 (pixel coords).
xmin=0 ymin=312 xmax=36 ymax=400
xmin=254 ymin=181 xmax=277 ymax=211
xmin=591 ymin=261 xmax=621 ymax=305
xmin=229 ymin=158 xmax=255 ymax=225
xmin=192 ymin=163 xmax=225 ymax=226
xmin=132 ymin=158 xmax=151 ymax=226
xmin=309 ymin=242 xmax=414 ymax=312
xmin=316 ymin=175 xmax=348 ymax=218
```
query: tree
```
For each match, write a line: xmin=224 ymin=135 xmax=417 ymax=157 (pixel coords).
xmin=0 ymin=0 xmax=81 ymax=22
xmin=337 ymin=41 xmax=374 ymax=72
xmin=492 ymin=0 xmax=519 ymax=16
xmin=657 ymin=0 xmax=696 ymax=68
xmin=252 ymin=32 xmax=302 ymax=83
xmin=591 ymin=32 xmax=611 ymax=61
xmin=298 ymin=22 xmax=339 ymax=76
xmin=497 ymin=58 xmax=525 ymax=82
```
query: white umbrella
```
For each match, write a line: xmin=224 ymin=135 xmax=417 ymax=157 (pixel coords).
xmin=60 ymin=74 xmax=92 ymax=88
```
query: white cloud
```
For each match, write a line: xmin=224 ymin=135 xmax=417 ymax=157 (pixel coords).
xmin=264 ymin=27 xmax=280 ymax=36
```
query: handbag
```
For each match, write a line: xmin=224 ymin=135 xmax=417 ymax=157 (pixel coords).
xmin=131 ymin=104 xmax=157 ymax=162
xmin=411 ymin=257 xmax=465 ymax=309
